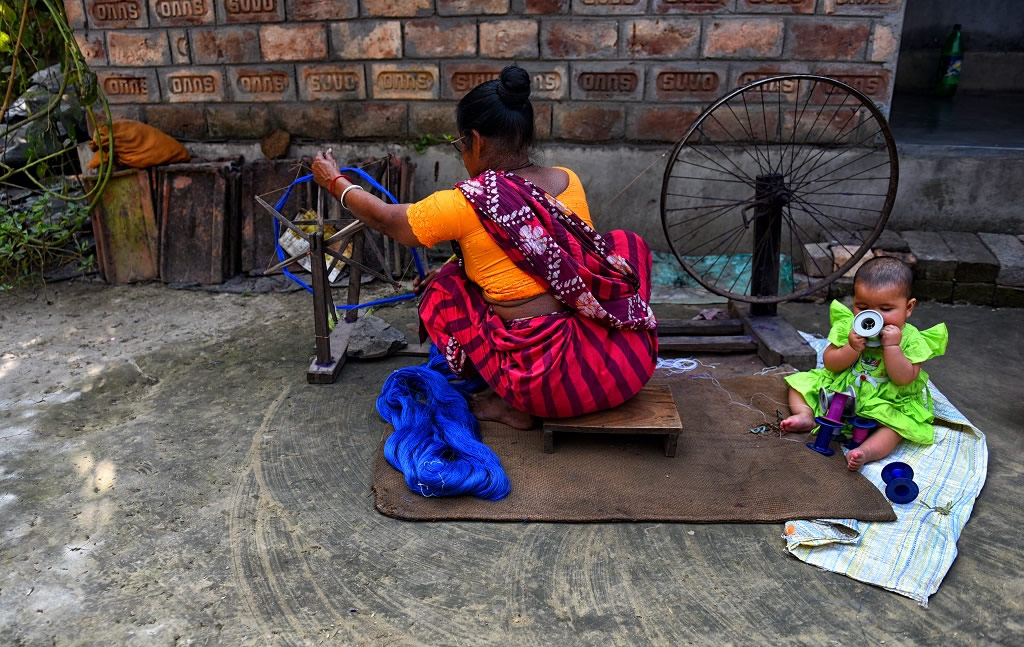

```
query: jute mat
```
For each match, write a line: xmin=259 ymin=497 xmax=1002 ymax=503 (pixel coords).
xmin=372 ymin=373 xmax=896 ymax=523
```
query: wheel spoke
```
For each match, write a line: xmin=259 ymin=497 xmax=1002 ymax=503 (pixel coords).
xmin=664 ymin=191 xmax=752 ymax=203
xmin=661 ymin=75 xmax=896 ymax=303
xmin=724 ymin=100 xmax=770 ymax=173
xmin=783 ymin=84 xmax=840 ymax=179
xmin=789 ymin=199 xmax=884 ymax=213
xmin=738 ymin=91 xmax=772 ymax=173
xmin=683 ymin=139 xmax=759 ymax=186
xmin=695 ymin=125 xmax=762 ymax=186
xmin=791 ymin=154 xmax=889 ymax=196
xmin=783 ymin=78 xmax=819 ymax=177
xmin=678 ymin=220 xmax=750 ymax=257
xmin=707 ymin=110 xmax=769 ymax=175
xmin=669 ymin=173 xmax=751 ymax=184
xmin=667 ymin=200 xmax=747 ymax=229
xmin=787 ymin=196 xmax=865 ymax=246
xmin=673 ymin=155 xmax=758 ymax=185
xmin=758 ymin=85 xmax=772 ymax=173
xmin=699 ymin=224 xmax=751 ymax=289
xmin=784 ymin=206 xmax=831 ymax=280
xmin=786 ymin=96 xmax=861 ymax=184
xmin=789 ymin=123 xmax=882 ymax=189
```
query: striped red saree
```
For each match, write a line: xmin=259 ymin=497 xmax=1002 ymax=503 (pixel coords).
xmin=419 ymin=169 xmax=658 ymax=418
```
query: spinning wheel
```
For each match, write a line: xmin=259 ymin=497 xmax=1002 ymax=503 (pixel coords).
xmin=256 ymin=155 xmax=424 ymax=383
xmin=660 ymin=75 xmax=899 ymax=314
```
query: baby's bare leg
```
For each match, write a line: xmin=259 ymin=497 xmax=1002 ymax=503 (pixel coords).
xmin=846 ymin=426 xmax=901 ymax=471
xmin=780 ymin=387 xmax=816 ymax=433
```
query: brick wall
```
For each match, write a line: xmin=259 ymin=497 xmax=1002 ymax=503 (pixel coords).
xmin=68 ymin=0 xmax=905 ymax=144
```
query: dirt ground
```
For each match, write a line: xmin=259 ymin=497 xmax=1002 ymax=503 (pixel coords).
xmin=0 ymin=280 xmax=1022 ymax=646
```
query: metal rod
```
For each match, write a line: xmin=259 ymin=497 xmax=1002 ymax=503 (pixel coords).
xmin=345 ymin=230 xmax=364 ymax=323
xmin=750 ymin=173 xmax=784 ymax=316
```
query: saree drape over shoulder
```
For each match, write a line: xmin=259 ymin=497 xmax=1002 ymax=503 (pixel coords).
xmin=419 ymin=170 xmax=658 ymax=419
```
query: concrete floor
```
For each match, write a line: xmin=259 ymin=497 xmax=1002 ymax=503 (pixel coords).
xmin=0 ymin=282 xmax=1021 ymax=646
xmin=890 ymin=92 xmax=1024 ymax=149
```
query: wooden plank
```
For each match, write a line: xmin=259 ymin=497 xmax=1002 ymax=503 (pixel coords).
xmin=544 ymin=384 xmax=681 ymax=434
xmin=731 ymin=303 xmax=817 ymax=371
xmin=658 ymin=335 xmax=758 ymax=353
xmin=159 ymin=162 xmax=239 ymax=284
xmin=394 ymin=341 xmax=432 ymax=357
xmin=656 ymin=318 xmax=743 ymax=336
xmin=85 ymin=170 xmax=159 ymax=283
xmin=664 ymin=434 xmax=679 ymax=458
xmin=307 ymin=320 xmax=354 ymax=384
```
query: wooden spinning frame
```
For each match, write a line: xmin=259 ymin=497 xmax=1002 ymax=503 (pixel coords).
xmin=256 ymin=154 xmax=421 ymax=383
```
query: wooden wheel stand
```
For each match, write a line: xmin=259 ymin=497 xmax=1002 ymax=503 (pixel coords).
xmin=255 ymin=155 xmax=419 ymax=384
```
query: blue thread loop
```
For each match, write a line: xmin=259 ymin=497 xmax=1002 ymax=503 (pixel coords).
xmin=377 ymin=347 xmax=508 ymax=500
xmin=271 ymin=164 xmax=425 ymax=308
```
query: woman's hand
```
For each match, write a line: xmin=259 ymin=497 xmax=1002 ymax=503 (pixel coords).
xmin=413 ymin=268 xmax=440 ymax=295
xmin=880 ymin=324 xmax=902 ymax=347
xmin=847 ymin=329 xmax=867 ymax=353
xmin=312 ymin=149 xmax=347 ymax=197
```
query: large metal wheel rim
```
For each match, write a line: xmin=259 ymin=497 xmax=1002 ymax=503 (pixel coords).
xmin=659 ymin=74 xmax=899 ymax=304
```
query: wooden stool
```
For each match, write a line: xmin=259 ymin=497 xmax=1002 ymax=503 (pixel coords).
xmin=542 ymin=383 xmax=683 ymax=457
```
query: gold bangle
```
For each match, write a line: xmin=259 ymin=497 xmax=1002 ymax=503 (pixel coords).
xmin=340 ymin=184 xmax=364 ymax=210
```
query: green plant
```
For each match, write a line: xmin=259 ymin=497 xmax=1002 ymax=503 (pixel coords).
xmin=0 ymin=194 xmax=93 ymax=285
xmin=0 ymin=0 xmax=113 ymax=286
xmin=409 ymin=133 xmax=456 ymax=154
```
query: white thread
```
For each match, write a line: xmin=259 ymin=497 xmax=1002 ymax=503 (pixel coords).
xmin=656 ymin=357 xmax=699 ymax=374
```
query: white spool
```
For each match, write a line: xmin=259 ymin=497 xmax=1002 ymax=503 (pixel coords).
xmin=853 ymin=309 xmax=884 ymax=347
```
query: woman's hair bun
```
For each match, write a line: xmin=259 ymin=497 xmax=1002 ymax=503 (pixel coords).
xmin=496 ymin=66 xmax=531 ymax=108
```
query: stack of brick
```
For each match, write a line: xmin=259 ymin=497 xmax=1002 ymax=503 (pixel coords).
xmin=900 ymin=231 xmax=1024 ymax=307
xmin=64 ymin=0 xmax=906 ymax=143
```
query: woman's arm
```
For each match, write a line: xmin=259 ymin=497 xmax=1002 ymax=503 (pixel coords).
xmin=311 ymin=151 xmax=421 ymax=248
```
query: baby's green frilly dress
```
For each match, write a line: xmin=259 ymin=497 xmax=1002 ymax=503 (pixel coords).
xmin=785 ymin=300 xmax=948 ymax=444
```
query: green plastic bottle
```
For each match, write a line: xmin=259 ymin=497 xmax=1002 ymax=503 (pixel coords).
xmin=935 ymin=24 xmax=963 ymax=97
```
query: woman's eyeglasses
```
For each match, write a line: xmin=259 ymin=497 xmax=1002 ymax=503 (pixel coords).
xmin=449 ymin=135 xmax=466 ymax=153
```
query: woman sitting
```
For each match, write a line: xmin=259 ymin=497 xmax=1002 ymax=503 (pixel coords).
xmin=312 ymin=66 xmax=658 ymax=428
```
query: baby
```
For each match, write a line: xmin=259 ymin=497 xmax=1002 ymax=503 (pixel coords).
xmin=780 ymin=256 xmax=948 ymax=471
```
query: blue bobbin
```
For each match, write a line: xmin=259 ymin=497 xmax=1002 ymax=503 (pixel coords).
xmin=808 ymin=417 xmax=843 ymax=456
xmin=881 ymin=461 xmax=919 ymax=504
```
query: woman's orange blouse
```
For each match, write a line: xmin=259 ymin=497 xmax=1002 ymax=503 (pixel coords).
xmin=406 ymin=167 xmax=593 ymax=302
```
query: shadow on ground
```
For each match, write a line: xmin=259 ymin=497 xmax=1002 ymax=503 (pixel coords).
xmin=0 ymin=284 xmax=1021 ymax=645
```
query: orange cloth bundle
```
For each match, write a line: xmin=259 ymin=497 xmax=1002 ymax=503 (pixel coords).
xmin=88 ymin=119 xmax=190 ymax=169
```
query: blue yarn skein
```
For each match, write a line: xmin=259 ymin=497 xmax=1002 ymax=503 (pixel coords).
xmin=376 ymin=348 xmax=509 ymax=500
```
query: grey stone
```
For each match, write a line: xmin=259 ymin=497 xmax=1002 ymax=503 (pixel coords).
xmin=978 ymin=232 xmax=1024 ymax=287
xmin=913 ymin=279 xmax=954 ymax=303
xmin=901 ymin=231 xmax=957 ymax=281
xmin=346 ymin=314 xmax=407 ymax=359
xmin=940 ymin=231 xmax=999 ymax=283
xmin=995 ymin=285 xmax=1024 ymax=308
xmin=801 ymin=243 xmax=832 ymax=278
xmin=952 ymin=281 xmax=995 ymax=306
xmin=828 ymin=229 xmax=908 ymax=252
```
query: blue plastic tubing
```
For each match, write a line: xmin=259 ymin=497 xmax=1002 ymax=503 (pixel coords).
xmin=272 ymin=166 xmax=426 ymax=309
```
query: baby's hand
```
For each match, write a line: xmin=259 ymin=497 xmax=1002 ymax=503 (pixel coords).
xmin=847 ymin=330 xmax=867 ymax=352
xmin=880 ymin=324 xmax=902 ymax=347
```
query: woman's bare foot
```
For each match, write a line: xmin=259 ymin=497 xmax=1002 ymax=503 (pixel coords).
xmin=780 ymin=411 xmax=816 ymax=433
xmin=471 ymin=392 xmax=536 ymax=430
